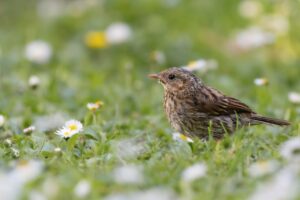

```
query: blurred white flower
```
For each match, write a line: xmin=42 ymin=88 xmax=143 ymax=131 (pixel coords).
xmin=74 ymin=180 xmax=91 ymax=199
xmin=172 ymin=132 xmax=194 ymax=143
xmin=151 ymin=50 xmax=166 ymax=64
xmin=181 ymin=162 xmax=207 ymax=182
xmin=66 ymin=0 xmax=99 ymax=17
xmin=10 ymin=160 xmax=44 ymax=185
xmin=261 ymin=15 xmax=289 ymax=36
xmin=182 ymin=59 xmax=218 ymax=73
xmin=37 ymin=0 xmax=65 ymax=19
xmin=288 ymin=92 xmax=300 ymax=104
xmin=113 ymin=165 xmax=144 ymax=184
xmin=248 ymin=160 xmax=279 ymax=177
xmin=254 ymin=78 xmax=268 ymax=86
xmin=86 ymin=101 xmax=104 ymax=111
xmin=248 ymin=167 xmax=298 ymax=200
xmin=0 ymin=114 xmax=5 ymax=127
xmin=28 ymin=75 xmax=41 ymax=89
xmin=280 ymin=137 xmax=300 ymax=162
xmin=238 ymin=0 xmax=262 ymax=19
xmin=15 ymin=160 xmax=44 ymax=181
xmin=23 ymin=125 xmax=36 ymax=134
xmin=42 ymin=177 xmax=59 ymax=198
xmin=25 ymin=40 xmax=52 ymax=64
xmin=232 ymin=27 xmax=275 ymax=51
xmin=54 ymin=147 xmax=61 ymax=153
xmin=105 ymin=22 xmax=132 ymax=44
xmin=105 ymin=187 xmax=178 ymax=200
xmin=0 ymin=160 xmax=44 ymax=200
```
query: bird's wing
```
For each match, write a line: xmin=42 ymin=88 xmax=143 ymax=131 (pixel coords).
xmin=197 ymin=86 xmax=255 ymax=115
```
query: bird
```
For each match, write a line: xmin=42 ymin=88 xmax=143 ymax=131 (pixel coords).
xmin=148 ymin=67 xmax=290 ymax=140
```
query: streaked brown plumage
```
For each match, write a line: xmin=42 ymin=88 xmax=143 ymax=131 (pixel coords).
xmin=149 ymin=67 xmax=290 ymax=139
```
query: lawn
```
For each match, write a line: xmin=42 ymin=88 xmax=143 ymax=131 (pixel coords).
xmin=1 ymin=0 xmax=300 ymax=199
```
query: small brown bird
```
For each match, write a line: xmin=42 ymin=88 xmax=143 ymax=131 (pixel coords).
xmin=149 ymin=67 xmax=290 ymax=139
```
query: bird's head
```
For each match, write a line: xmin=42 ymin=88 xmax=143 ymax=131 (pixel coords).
xmin=148 ymin=67 xmax=201 ymax=93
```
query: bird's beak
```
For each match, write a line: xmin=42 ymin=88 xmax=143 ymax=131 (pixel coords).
xmin=148 ymin=73 xmax=160 ymax=80
xmin=148 ymin=73 xmax=166 ymax=85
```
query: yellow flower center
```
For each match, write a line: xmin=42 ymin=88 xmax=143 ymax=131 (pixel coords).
xmin=258 ymin=161 xmax=268 ymax=170
xmin=179 ymin=134 xmax=188 ymax=141
xmin=187 ymin=61 xmax=197 ymax=68
xmin=18 ymin=160 xmax=29 ymax=167
xmin=95 ymin=101 xmax=104 ymax=107
xmin=68 ymin=124 xmax=78 ymax=131
xmin=64 ymin=130 xmax=71 ymax=137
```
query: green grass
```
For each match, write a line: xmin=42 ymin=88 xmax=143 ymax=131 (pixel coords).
xmin=1 ymin=0 xmax=300 ymax=199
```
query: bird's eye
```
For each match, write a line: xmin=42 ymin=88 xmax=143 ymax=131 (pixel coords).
xmin=168 ymin=74 xmax=176 ymax=80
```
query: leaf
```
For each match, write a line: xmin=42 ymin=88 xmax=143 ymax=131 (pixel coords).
xmin=67 ymin=134 xmax=80 ymax=151
xmin=83 ymin=127 xmax=100 ymax=140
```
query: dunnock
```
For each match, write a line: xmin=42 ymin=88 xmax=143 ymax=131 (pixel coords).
xmin=149 ymin=67 xmax=290 ymax=139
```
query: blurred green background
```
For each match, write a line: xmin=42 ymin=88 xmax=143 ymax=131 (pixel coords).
xmin=1 ymin=0 xmax=300 ymax=121
xmin=1 ymin=0 xmax=300 ymax=199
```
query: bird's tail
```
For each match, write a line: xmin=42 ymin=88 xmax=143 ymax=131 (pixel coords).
xmin=251 ymin=115 xmax=290 ymax=126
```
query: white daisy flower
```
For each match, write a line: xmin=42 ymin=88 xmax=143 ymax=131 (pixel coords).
xmin=254 ymin=78 xmax=268 ymax=86
xmin=113 ymin=165 xmax=144 ymax=184
xmin=172 ymin=132 xmax=194 ymax=143
xmin=238 ymin=0 xmax=262 ymax=19
xmin=56 ymin=127 xmax=76 ymax=139
xmin=28 ymin=75 xmax=41 ymax=89
xmin=74 ymin=180 xmax=91 ymax=199
xmin=55 ymin=120 xmax=83 ymax=139
xmin=86 ymin=101 xmax=104 ymax=111
xmin=232 ymin=26 xmax=275 ymax=50
xmin=288 ymin=92 xmax=300 ymax=104
xmin=64 ymin=119 xmax=83 ymax=134
xmin=248 ymin=160 xmax=279 ymax=177
xmin=0 ymin=114 xmax=5 ymax=127
xmin=182 ymin=59 xmax=218 ymax=73
xmin=280 ymin=137 xmax=300 ymax=162
xmin=181 ymin=162 xmax=207 ymax=182
xmin=25 ymin=40 xmax=52 ymax=64
xmin=23 ymin=125 xmax=36 ymax=134
xmin=105 ymin=22 xmax=132 ymax=44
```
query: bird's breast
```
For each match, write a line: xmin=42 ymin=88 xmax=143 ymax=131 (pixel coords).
xmin=164 ymin=92 xmax=208 ymax=128
xmin=164 ymin=93 xmax=193 ymax=123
